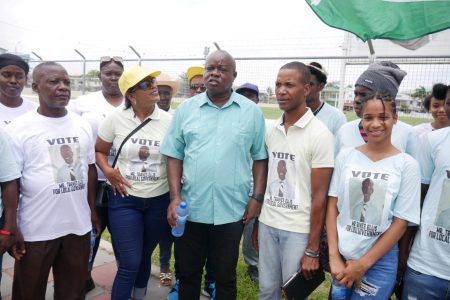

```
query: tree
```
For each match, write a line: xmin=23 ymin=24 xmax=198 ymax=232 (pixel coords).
xmin=410 ymin=86 xmax=428 ymax=100
xmin=86 ymin=69 xmax=101 ymax=78
xmin=266 ymin=87 xmax=273 ymax=96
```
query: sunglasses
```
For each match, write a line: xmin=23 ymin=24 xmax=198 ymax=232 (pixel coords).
xmin=100 ymin=56 xmax=123 ymax=63
xmin=190 ymin=84 xmax=206 ymax=92
xmin=130 ymin=78 xmax=156 ymax=93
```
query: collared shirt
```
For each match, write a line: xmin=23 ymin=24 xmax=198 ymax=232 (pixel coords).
xmin=98 ymin=105 xmax=172 ymax=198
xmin=160 ymin=91 xmax=267 ymax=225
xmin=259 ymin=108 xmax=334 ymax=233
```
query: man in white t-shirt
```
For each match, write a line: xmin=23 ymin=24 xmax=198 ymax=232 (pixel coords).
xmin=254 ymin=61 xmax=334 ymax=300
xmin=0 ymin=53 xmax=38 ymax=128
xmin=335 ymin=61 xmax=418 ymax=158
xmin=7 ymin=62 xmax=100 ymax=299
xmin=306 ymin=62 xmax=346 ymax=135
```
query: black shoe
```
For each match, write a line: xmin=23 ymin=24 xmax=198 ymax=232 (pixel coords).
xmin=85 ymin=277 xmax=96 ymax=293
xmin=247 ymin=265 xmax=259 ymax=284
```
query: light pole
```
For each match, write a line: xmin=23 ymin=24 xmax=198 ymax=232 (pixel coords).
xmin=74 ymin=49 xmax=86 ymax=95
xmin=203 ymin=46 xmax=210 ymax=59
xmin=31 ymin=51 xmax=43 ymax=61
xmin=129 ymin=45 xmax=141 ymax=66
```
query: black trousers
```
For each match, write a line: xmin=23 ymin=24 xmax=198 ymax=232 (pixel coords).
xmin=178 ymin=220 xmax=244 ymax=300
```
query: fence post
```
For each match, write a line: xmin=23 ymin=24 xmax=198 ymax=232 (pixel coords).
xmin=74 ymin=49 xmax=86 ymax=95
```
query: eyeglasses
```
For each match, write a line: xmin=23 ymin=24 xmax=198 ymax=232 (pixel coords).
xmin=100 ymin=56 xmax=123 ymax=63
xmin=130 ymin=78 xmax=156 ymax=93
xmin=190 ymin=84 xmax=206 ymax=92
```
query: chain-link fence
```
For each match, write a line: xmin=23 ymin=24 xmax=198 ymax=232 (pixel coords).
xmin=25 ymin=56 xmax=450 ymax=114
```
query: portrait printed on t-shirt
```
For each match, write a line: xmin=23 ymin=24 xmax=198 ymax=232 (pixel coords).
xmin=50 ymin=143 xmax=83 ymax=183
xmin=126 ymin=143 xmax=161 ymax=182
xmin=434 ymin=177 xmax=450 ymax=229
xmin=267 ymin=158 xmax=298 ymax=210
xmin=349 ymin=176 xmax=387 ymax=226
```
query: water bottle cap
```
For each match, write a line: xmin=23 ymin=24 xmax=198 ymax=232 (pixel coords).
xmin=180 ymin=201 xmax=187 ymax=208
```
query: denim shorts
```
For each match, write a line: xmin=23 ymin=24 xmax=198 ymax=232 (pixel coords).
xmin=341 ymin=245 xmax=398 ymax=300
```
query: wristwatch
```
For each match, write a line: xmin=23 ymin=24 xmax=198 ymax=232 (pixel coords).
xmin=251 ymin=193 xmax=264 ymax=203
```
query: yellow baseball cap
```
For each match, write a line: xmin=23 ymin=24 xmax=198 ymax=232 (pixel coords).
xmin=187 ymin=66 xmax=204 ymax=83
xmin=119 ymin=65 xmax=161 ymax=95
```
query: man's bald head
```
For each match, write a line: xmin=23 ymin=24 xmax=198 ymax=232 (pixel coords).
xmin=206 ymin=50 xmax=236 ymax=73
xmin=32 ymin=62 xmax=66 ymax=83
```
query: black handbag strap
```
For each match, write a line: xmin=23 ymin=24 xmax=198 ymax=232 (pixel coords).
xmin=111 ymin=118 xmax=152 ymax=168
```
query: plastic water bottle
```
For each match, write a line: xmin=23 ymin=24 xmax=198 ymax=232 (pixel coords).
xmin=172 ymin=201 xmax=188 ymax=237
xmin=89 ymin=228 xmax=96 ymax=262
xmin=331 ymin=279 xmax=351 ymax=300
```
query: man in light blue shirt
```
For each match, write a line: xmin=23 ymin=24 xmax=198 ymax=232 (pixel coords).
xmin=161 ymin=50 xmax=268 ymax=299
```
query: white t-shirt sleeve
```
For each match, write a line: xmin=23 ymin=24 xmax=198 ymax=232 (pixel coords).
xmin=97 ymin=112 xmax=116 ymax=143
xmin=329 ymin=149 xmax=348 ymax=198
xmin=418 ymin=135 xmax=434 ymax=184
xmin=333 ymin=112 xmax=347 ymax=135
xmin=311 ymin=129 xmax=334 ymax=168
xmin=86 ymin=127 xmax=95 ymax=165
xmin=392 ymin=156 xmax=421 ymax=225
xmin=67 ymin=99 xmax=80 ymax=115
xmin=6 ymin=129 xmax=24 ymax=172
xmin=405 ymin=127 xmax=420 ymax=160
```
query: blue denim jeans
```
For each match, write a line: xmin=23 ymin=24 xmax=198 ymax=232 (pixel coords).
xmin=339 ymin=245 xmax=398 ymax=300
xmin=402 ymin=266 xmax=450 ymax=300
xmin=108 ymin=191 xmax=169 ymax=300
xmin=258 ymin=222 xmax=309 ymax=300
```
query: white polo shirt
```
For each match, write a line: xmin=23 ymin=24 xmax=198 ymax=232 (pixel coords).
xmin=260 ymin=108 xmax=334 ymax=233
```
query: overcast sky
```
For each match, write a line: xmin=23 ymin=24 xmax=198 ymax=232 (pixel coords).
xmin=0 ymin=0 xmax=346 ymax=59
xmin=2 ymin=0 xmax=448 ymax=92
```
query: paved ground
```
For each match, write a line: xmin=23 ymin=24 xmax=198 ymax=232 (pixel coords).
xmin=0 ymin=240 xmax=208 ymax=300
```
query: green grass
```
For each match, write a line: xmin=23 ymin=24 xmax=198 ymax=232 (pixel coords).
xmin=344 ymin=111 xmax=431 ymax=125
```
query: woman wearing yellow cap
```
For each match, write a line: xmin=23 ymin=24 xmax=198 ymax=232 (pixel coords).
xmin=95 ymin=65 xmax=172 ymax=300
